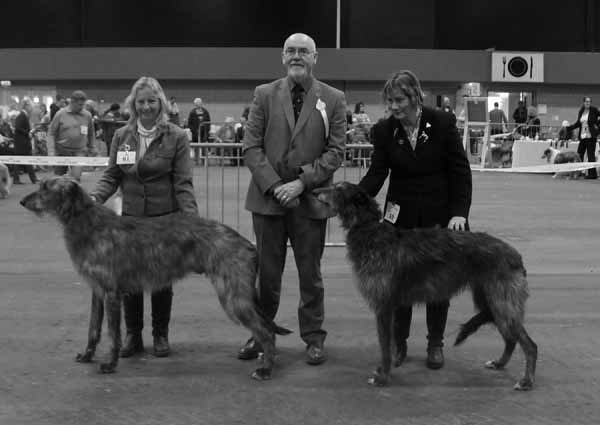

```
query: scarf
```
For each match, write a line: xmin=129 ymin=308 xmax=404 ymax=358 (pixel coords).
xmin=137 ymin=120 xmax=157 ymax=159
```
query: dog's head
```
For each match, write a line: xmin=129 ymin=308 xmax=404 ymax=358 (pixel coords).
xmin=541 ymin=148 xmax=552 ymax=162
xmin=20 ymin=176 xmax=93 ymax=223
xmin=314 ymin=181 xmax=381 ymax=229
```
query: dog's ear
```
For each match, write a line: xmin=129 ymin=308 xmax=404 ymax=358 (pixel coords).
xmin=56 ymin=179 xmax=92 ymax=223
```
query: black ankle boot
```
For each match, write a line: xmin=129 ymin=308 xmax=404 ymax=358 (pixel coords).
xmin=153 ymin=335 xmax=170 ymax=357
xmin=426 ymin=345 xmax=444 ymax=369
xmin=120 ymin=333 xmax=144 ymax=358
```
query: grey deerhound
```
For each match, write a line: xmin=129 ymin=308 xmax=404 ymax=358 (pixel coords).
xmin=315 ymin=182 xmax=537 ymax=390
xmin=21 ymin=176 xmax=290 ymax=380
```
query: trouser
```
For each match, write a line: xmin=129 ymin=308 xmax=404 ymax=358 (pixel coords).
xmin=53 ymin=148 xmax=86 ymax=181
xmin=252 ymin=211 xmax=327 ymax=346
xmin=122 ymin=287 xmax=173 ymax=337
xmin=577 ymin=138 xmax=597 ymax=178
xmin=393 ymin=301 xmax=450 ymax=347
xmin=12 ymin=164 xmax=38 ymax=183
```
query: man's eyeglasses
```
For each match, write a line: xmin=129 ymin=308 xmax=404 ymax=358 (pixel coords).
xmin=284 ymin=47 xmax=314 ymax=57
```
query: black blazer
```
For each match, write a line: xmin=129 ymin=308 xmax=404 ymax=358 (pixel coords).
xmin=359 ymin=107 xmax=472 ymax=229
xmin=567 ymin=106 xmax=600 ymax=140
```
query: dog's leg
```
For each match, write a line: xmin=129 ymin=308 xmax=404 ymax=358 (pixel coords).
xmin=251 ymin=330 xmax=275 ymax=381
xmin=484 ymin=338 xmax=516 ymax=370
xmin=513 ymin=325 xmax=537 ymax=391
xmin=368 ymin=306 xmax=393 ymax=386
xmin=76 ymin=292 xmax=104 ymax=363
xmin=98 ymin=291 xmax=122 ymax=373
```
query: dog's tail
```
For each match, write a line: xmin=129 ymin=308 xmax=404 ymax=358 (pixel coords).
xmin=454 ymin=310 xmax=494 ymax=346
xmin=253 ymin=294 xmax=292 ymax=335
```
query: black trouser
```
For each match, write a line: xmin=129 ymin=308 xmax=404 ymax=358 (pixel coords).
xmin=252 ymin=211 xmax=327 ymax=346
xmin=577 ymin=138 xmax=597 ymax=178
xmin=12 ymin=164 xmax=37 ymax=183
xmin=394 ymin=301 xmax=450 ymax=348
xmin=123 ymin=287 xmax=173 ymax=337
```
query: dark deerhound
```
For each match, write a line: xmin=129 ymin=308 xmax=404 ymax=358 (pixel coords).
xmin=20 ymin=176 xmax=290 ymax=380
xmin=315 ymin=182 xmax=537 ymax=390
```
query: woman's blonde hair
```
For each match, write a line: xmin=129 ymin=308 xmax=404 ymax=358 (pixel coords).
xmin=382 ymin=70 xmax=424 ymax=107
xmin=124 ymin=76 xmax=170 ymax=127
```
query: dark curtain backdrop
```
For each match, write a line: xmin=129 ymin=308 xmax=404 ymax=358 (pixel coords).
xmin=0 ymin=0 xmax=594 ymax=52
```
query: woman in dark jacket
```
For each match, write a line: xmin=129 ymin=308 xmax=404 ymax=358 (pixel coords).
xmin=91 ymin=76 xmax=198 ymax=357
xmin=358 ymin=70 xmax=472 ymax=370
xmin=567 ymin=96 xmax=600 ymax=179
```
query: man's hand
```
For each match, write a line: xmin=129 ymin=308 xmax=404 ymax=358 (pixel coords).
xmin=447 ymin=216 xmax=466 ymax=231
xmin=274 ymin=179 xmax=305 ymax=207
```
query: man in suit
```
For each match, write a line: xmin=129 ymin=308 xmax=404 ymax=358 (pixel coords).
xmin=239 ymin=33 xmax=347 ymax=366
xmin=12 ymin=97 xmax=38 ymax=184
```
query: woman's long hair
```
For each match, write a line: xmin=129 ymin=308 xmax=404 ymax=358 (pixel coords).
xmin=124 ymin=76 xmax=170 ymax=128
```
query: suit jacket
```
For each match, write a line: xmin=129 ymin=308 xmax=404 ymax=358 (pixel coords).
xmin=359 ymin=107 xmax=472 ymax=229
xmin=91 ymin=121 xmax=198 ymax=217
xmin=243 ymin=77 xmax=347 ymax=219
xmin=14 ymin=111 xmax=32 ymax=155
xmin=567 ymin=106 xmax=600 ymax=140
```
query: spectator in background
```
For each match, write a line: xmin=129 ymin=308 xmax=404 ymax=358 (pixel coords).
xmin=235 ymin=106 xmax=250 ymax=143
xmin=440 ymin=96 xmax=454 ymax=116
xmin=567 ymin=96 xmax=600 ymax=179
xmin=352 ymin=101 xmax=371 ymax=143
xmin=489 ymin=102 xmax=508 ymax=135
xmin=50 ymin=94 xmax=66 ymax=121
xmin=12 ymin=97 xmax=38 ymax=184
xmin=524 ymin=106 xmax=540 ymax=139
xmin=512 ymin=100 xmax=528 ymax=133
xmin=47 ymin=90 xmax=97 ymax=182
xmin=215 ymin=116 xmax=238 ymax=165
xmin=557 ymin=120 xmax=573 ymax=147
xmin=84 ymin=99 xmax=101 ymax=137
xmin=187 ymin=97 xmax=211 ymax=165
xmin=168 ymin=96 xmax=180 ymax=126
xmin=100 ymin=103 xmax=123 ymax=154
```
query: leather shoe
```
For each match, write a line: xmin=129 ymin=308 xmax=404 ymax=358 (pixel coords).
xmin=237 ymin=338 xmax=263 ymax=360
xmin=426 ymin=345 xmax=444 ymax=370
xmin=120 ymin=333 xmax=144 ymax=358
xmin=153 ymin=335 xmax=170 ymax=357
xmin=306 ymin=343 xmax=326 ymax=365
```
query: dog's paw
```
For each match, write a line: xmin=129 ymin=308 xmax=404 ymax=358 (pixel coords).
xmin=367 ymin=367 xmax=389 ymax=386
xmin=75 ymin=350 xmax=94 ymax=363
xmin=251 ymin=367 xmax=272 ymax=381
xmin=484 ymin=360 xmax=504 ymax=370
xmin=97 ymin=362 xmax=117 ymax=374
xmin=513 ymin=378 xmax=533 ymax=391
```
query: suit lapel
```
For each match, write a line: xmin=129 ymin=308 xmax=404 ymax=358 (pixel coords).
xmin=278 ymin=81 xmax=295 ymax=135
xmin=291 ymin=80 xmax=318 ymax=143
xmin=415 ymin=107 xmax=431 ymax=151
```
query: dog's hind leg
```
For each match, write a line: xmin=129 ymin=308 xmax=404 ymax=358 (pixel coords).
xmin=513 ymin=325 xmax=537 ymax=391
xmin=368 ymin=306 xmax=393 ymax=386
xmin=98 ymin=292 xmax=122 ymax=374
xmin=76 ymin=292 xmax=104 ymax=363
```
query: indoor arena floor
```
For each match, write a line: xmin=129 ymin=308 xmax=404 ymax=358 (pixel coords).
xmin=1 ymin=169 xmax=599 ymax=425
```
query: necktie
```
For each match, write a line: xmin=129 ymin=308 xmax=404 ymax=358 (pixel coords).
xmin=292 ymin=84 xmax=304 ymax=123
